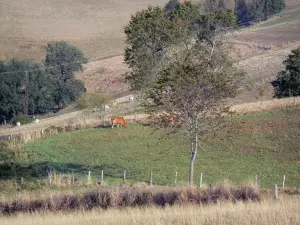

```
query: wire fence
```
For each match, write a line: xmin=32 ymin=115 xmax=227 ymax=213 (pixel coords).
xmin=12 ymin=166 xmax=296 ymax=190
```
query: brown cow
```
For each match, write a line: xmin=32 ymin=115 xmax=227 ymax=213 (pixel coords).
xmin=111 ymin=116 xmax=128 ymax=128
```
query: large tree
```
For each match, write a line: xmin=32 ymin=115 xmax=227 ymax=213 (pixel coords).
xmin=0 ymin=59 xmax=54 ymax=122
xmin=45 ymin=41 xmax=87 ymax=108
xmin=272 ymin=47 xmax=300 ymax=98
xmin=124 ymin=2 xmax=243 ymax=185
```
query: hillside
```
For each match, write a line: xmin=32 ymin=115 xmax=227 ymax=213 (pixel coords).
xmin=1 ymin=0 xmax=300 ymax=101
xmin=5 ymin=107 xmax=297 ymax=189
xmin=0 ymin=0 xmax=167 ymax=61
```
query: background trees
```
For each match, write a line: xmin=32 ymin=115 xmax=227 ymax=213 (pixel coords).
xmin=235 ymin=0 xmax=285 ymax=25
xmin=272 ymin=47 xmax=300 ymax=98
xmin=124 ymin=1 xmax=244 ymax=185
xmin=0 ymin=60 xmax=54 ymax=122
xmin=45 ymin=41 xmax=87 ymax=108
xmin=0 ymin=41 xmax=87 ymax=123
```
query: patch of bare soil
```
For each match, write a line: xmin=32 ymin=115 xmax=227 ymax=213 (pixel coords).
xmin=77 ymin=55 xmax=130 ymax=98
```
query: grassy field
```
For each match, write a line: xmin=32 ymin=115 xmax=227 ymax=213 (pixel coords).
xmin=1 ymin=195 xmax=300 ymax=225
xmin=1 ymin=107 xmax=297 ymax=190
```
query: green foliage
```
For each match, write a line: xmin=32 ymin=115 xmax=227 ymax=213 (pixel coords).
xmin=12 ymin=115 xmax=33 ymax=125
xmin=76 ymin=93 xmax=111 ymax=110
xmin=165 ymin=0 xmax=179 ymax=11
xmin=235 ymin=0 xmax=285 ymax=26
xmin=124 ymin=2 xmax=236 ymax=92
xmin=0 ymin=59 xmax=54 ymax=121
xmin=45 ymin=41 xmax=87 ymax=107
xmin=272 ymin=47 xmax=300 ymax=98
xmin=0 ymin=142 xmax=15 ymax=166
xmin=124 ymin=1 xmax=240 ymax=184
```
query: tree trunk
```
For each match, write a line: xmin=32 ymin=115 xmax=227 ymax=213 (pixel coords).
xmin=188 ymin=116 xmax=198 ymax=186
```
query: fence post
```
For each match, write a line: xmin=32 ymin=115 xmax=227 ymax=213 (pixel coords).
xmin=274 ymin=184 xmax=278 ymax=200
xmin=99 ymin=170 xmax=104 ymax=185
xmin=87 ymin=170 xmax=91 ymax=185
xmin=123 ymin=170 xmax=126 ymax=184
xmin=72 ymin=173 xmax=75 ymax=185
xmin=48 ymin=170 xmax=52 ymax=187
xmin=209 ymin=184 xmax=213 ymax=190
xmin=255 ymin=175 xmax=258 ymax=186
xmin=21 ymin=177 xmax=24 ymax=185
xmin=174 ymin=172 xmax=177 ymax=187
xmin=282 ymin=175 xmax=286 ymax=189
xmin=149 ymin=171 xmax=153 ymax=186
xmin=199 ymin=173 xmax=203 ymax=188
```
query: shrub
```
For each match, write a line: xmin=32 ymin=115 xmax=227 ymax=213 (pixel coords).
xmin=0 ymin=184 xmax=261 ymax=215
xmin=12 ymin=115 xmax=33 ymax=125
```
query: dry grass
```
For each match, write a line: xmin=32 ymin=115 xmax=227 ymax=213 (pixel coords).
xmin=77 ymin=56 xmax=130 ymax=97
xmin=0 ymin=0 xmax=166 ymax=61
xmin=0 ymin=184 xmax=260 ymax=214
xmin=230 ymin=96 xmax=300 ymax=114
xmin=0 ymin=195 xmax=299 ymax=225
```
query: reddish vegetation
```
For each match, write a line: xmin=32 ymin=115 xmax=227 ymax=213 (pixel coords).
xmin=0 ymin=185 xmax=260 ymax=215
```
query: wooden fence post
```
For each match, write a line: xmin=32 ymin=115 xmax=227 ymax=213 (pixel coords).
xmin=255 ymin=175 xmax=258 ymax=186
xmin=199 ymin=173 xmax=203 ymax=188
xmin=72 ymin=173 xmax=75 ymax=185
xmin=87 ymin=170 xmax=91 ymax=185
xmin=48 ymin=170 xmax=52 ymax=187
xmin=174 ymin=172 xmax=177 ymax=187
xmin=274 ymin=184 xmax=278 ymax=200
xmin=149 ymin=171 xmax=153 ymax=186
xmin=100 ymin=170 xmax=104 ymax=185
xmin=282 ymin=175 xmax=286 ymax=189
xmin=123 ymin=170 xmax=126 ymax=184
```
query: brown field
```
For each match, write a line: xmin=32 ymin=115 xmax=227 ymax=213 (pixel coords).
xmin=1 ymin=0 xmax=300 ymax=102
xmin=0 ymin=195 xmax=299 ymax=225
xmin=0 ymin=0 xmax=167 ymax=61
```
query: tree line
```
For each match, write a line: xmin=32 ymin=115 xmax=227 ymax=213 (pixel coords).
xmin=0 ymin=41 xmax=87 ymax=123
xmin=166 ymin=0 xmax=286 ymax=26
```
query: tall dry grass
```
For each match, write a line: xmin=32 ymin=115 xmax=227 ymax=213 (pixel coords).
xmin=0 ymin=195 xmax=299 ymax=225
xmin=0 ymin=184 xmax=260 ymax=215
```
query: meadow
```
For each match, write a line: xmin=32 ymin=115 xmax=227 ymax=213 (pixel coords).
xmin=1 ymin=107 xmax=298 ymax=195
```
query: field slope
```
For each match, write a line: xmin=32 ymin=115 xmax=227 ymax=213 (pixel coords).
xmin=11 ymin=107 xmax=300 ymax=189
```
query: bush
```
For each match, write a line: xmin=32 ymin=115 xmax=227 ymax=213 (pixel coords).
xmin=0 ymin=184 xmax=260 ymax=215
xmin=272 ymin=47 xmax=300 ymax=98
xmin=12 ymin=115 xmax=33 ymax=125
xmin=76 ymin=93 xmax=111 ymax=110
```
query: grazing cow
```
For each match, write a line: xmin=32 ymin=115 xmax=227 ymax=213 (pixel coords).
xmin=168 ymin=115 xmax=176 ymax=124
xmin=111 ymin=116 xmax=128 ymax=128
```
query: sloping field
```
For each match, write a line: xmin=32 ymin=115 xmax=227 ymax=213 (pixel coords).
xmin=0 ymin=0 xmax=167 ymax=61
xmin=4 ymin=107 xmax=297 ymax=189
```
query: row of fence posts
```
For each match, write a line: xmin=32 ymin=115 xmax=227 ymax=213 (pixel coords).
xmin=46 ymin=171 xmax=286 ymax=199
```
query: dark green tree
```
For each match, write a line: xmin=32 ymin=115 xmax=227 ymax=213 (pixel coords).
xmin=0 ymin=59 xmax=54 ymax=122
xmin=45 ymin=41 xmax=87 ymax=108
xmin=235 ymin=0 xmax=285 ymax=26
xmin=165 ymin=0 xmax=179 ymax=11
xmin=124 ymin=2 xmax=243 ymax=185
xmin=272 ymin=47 xmax=300 ymax=98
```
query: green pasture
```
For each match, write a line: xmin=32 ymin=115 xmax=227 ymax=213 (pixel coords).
xmin=13 ymin=107 xmax=300 ymax=189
